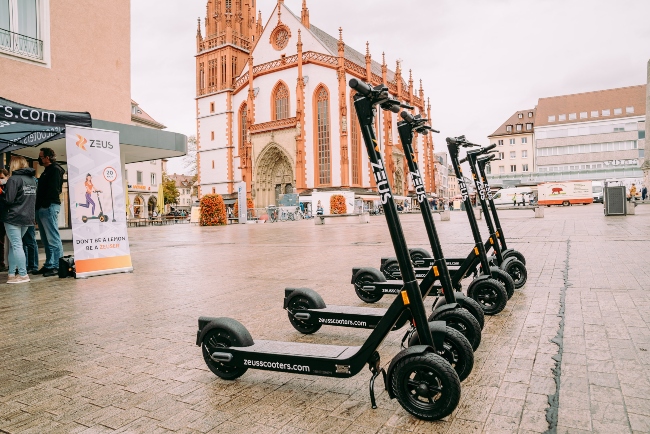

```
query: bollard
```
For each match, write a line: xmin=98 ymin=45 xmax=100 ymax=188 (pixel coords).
xmin=441 ymin=210 xmax=451 ymax=221
xmin=534 ymin=207 xmax=544 ymax=218
xmin=359 ymin=213 xmax=370 ymax=223
xmin=315 ymin=216 xmax=325 ymax=225
xmin=626 ymin=202 xmax=636 ymax=215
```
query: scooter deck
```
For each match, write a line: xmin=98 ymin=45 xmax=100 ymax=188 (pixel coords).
xmin=319 ymin=305 xmax=387 ymax=316
xmin=243 ymin=340 xmax=359 ymax=359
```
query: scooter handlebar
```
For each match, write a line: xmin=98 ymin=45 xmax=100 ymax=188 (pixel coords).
xmin=349 ymin=78 xmax=372 ymax=96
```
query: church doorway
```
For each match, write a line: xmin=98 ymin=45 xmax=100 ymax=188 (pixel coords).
xmin=255 ymin=144 xmax=294 ymax=208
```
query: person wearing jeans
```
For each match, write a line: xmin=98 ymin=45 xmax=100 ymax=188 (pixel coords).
xmin=22 ymin=225 xmax=39 ymax=273
xmin=34 ymin=147 xmax=65 ymax=277
xmin=1 ymin=157 xmax=37 ymax=284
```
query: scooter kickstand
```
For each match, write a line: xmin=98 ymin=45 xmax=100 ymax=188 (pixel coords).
xmin=368 ymin=351 xmax=386 ymax=409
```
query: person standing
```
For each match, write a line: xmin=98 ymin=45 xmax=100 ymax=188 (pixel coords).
xmin=1 ymin=157 xmax=37 ymax=284
xmin=642 ymin=185 xmax=648 ymax=201
xmin=0 ymin=168 xmax=9 ymax=272
xmin=629 ymin=183 xmax=637 ymax=201
xmin=34 ymin=147 xmax=65 ymax=277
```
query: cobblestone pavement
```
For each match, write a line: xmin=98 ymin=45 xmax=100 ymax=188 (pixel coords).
xmin=1 ymin=205 xmax=649 ymax=433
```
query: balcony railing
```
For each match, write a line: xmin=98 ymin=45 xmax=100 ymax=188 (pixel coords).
xmin=0 ymin=28 xmax=43 ymax=60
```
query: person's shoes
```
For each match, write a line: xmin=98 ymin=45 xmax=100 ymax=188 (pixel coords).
xmin=8 ymin=274 xmax=30 ymax=284
xmin=43 ymin=269 xmax=59 ymax=277
xmin=6 ymin=275 xmax=16 ymax=284
xmin=27 ymin=269 xmax=39 ymax=275
xmin=32 ymin=267 xmax=50 ymax=275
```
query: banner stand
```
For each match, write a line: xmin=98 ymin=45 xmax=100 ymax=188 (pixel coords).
xmin=65 ymin=126 xmax=133 ymax=278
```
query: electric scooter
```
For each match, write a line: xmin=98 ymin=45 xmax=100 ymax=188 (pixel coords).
xmin=81 ymin=190 xmax=108 ymax=223
xmin=197 ymin=79 xmax=461 ymax=421
xmin=281 ymin=112 xmax=481 ymax=381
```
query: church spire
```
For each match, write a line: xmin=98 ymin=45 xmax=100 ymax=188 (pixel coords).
xmin=365 ymin=42 xmax=372 ymax=82
xmin=277 ymin=0 xmax=282 ymax=23
xmin=301 ymin=0 xmax=310 ymax=28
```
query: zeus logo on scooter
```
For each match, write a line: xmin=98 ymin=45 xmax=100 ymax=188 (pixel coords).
xmin=370 ymin=160 xmax=392 ymax=204
xmin=409 ymin=170 xmax=426 ymax=203
xmin=476 ymin=179 xmax=486 ymax=202
xmin=458 ymin=179 xmax=469 ymax=201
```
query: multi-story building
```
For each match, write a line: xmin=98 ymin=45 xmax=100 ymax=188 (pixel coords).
xmin=434 ymin=152 xmax=448 ymax=199
xmin=195 ymin=0 xmax=436 ymax=207
xmin=167 ymin=173 xmax=198 ymax=211
xmin=447 ymin=165 xmax=459 ymax=199
xmin=487 ymin=109 xmax=536 ymax=177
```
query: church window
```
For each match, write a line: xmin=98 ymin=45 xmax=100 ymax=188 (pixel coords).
xmin=270 ymin=25 xmax=291 ymax=51
xmin=273 ymin=82 xmax=289 ymax=120
xmin=239 ymin=103 xmax=247 ymax=152
xmin=221 ymin=56 xmax=226 ymax=84
xmin=225 ymin=0 xmax=231 ymax=10
xmin=350 ymin=93 xmax=361 ymax=186
xmin=315 ymin=86 xmax=331 ymax=185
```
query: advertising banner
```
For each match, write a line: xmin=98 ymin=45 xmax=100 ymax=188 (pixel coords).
xmin=65 ymin=126 xmax=133 ymax=278
xmin=236 ymin=181 xmax=247 ymax=224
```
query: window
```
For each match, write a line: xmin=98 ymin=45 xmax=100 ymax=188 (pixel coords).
xmin=212 ymin=187 xmax=216 ymax=194
xmin=272 ymin=82 xmax=289 ymax=120
xmin=526 ymin=123 xmax=532 ymax=131
xmin=0 ymin=0 xmax=44 ymax=61
xmin=498 ymin=139 xmax=504 ymax=146
xmin=518 ymin=113 xmax=523 ymax=119
xmin=522 ymin=164 xmax=529 ymax=172
xmin=528 ymin=112 xmax=533 ymax=118
xmin=510 ymin=151 xmax=516 ymax=159
xmin=211 ymin=131 xmax=214 ymax=141
xmin=212 ymin=160 xmax=215 ymax=169
xmin=521 ymin=137 xmax=527 ymax=144
xmin=516 ymin=124 xmax=522 ymax=132
xmin=485 ymin=163 xmax=491 ymax=174
xmin=626 ymin=106 xmax=634 ymax=114
xmin=239 ymin=103 xmax=247 ymax=152
xmin=510 ymin=165 xmax=516 ymax=172
xmin=498 ymin=152 xmax=505 ymax=160
xmin=522 ymin=150 xmax=528 ymax=158
xmin=506 ymin=125 xmax=512 ymax=133
xmin=558 ymin=114 xmax=566 ymax=121
xmin=136 ymin=171 xmax=143 ymax=184
xmin=602 ymin=109 xmax=610 ymax=116
xmin=499 ymin=166 xmax=505 ymax=173
xmin=349 ymin=93 xmax=361 ymax=185
xmin=151 ymin=173 xmax=157 ymax=186
xmin=569 ymin=113 xmax=576 ymax=120
xmin=580 ymin=112 xmax=587 ymax=119
xmin=210 ymin=102 xmax=215 ymax=113
xmin=640 ymin=130 xmax=646 ymax=140
xmin=591 ymin=111 xmax=599 ymax=117
xmin=548 ymin=115 xmax=555 ymax=122
xmin=314 ymin=86 xmax=331 ymax=185
xmin=614 ymin=108 xmax=622 ymax=115
xmin=509 ymin=139 xmax=515 ymax=145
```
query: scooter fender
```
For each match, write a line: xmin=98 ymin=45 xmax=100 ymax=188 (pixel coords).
xmin=385 ymin=345 xmax=434 ymax=399
xmin=429 ymin=320 xmax=447 ymax=350
xmin=350 ymin=267 xmax=385 ymax=285
xmin=430 ymin=302 xmax=460 ymax=317
xmin=196 ymin=316 xmax=254 ymax=347
xmin=282 ymin=287 xmax=326 ymax=310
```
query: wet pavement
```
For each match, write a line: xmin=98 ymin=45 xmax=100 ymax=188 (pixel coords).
xmin=1 ymin=205 xmax=649 ymax=433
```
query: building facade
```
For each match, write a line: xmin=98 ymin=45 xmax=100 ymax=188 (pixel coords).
xmin=195 ymin=0 xmax=436 ymax=207
xmin=488 ymin=109 xmax=535 ymax=176
xmin=167 ymin=173 xmax=198 ymax=211
xmin=434 ymin=152 xmax=448 ymax=199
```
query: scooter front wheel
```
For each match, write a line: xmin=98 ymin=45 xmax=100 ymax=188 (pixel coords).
xmin=201 ymin=329 xmax=248 ymax=380
xmin=287 ymin=295 xmax=322 ymax=334
xmin=489 ymin=267 xmax=515 ymax=299
xmin=503 ymin=249 xmax=526 ymax=265
xmin=381 ymin=258 xmax=401 ymax=280
xmin=353 ymin=271 xmax=385 ymax=303
xmin=409 ymin=248 xmax=431 ymax=266
xmin=501 ymin=257 xmax=527 ymax=289
xmin=432 ymin=294 xmax=485 ymax=330
xmin=467 ymin=278 xmax=508 ymax=316
xmin=428 ymin=307 xmax=481 ymax=351
xmin=407 ymin=325 xmax=474 ymax=381
xmin=391 ymin=352 xmax=461 ymax=421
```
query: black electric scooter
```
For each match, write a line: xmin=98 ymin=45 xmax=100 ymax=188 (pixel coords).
xmin=197 ymin=79 xmax=461 ymax=421
xmin=81 ymin=190 xmax=108 ymax=223
xmin=474 ymin=153 xmax=527 ymax=265
xmin=282 ymin=112 xmax=481 ymax=379
xmin=463 ymin=148 xmax=527 ymax=289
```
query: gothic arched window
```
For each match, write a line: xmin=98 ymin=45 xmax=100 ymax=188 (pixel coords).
xmin=349 ymin=93 xmax=361 ymax=186
xmin=314 ymin=86 xmax=331 ymax=185
xmin=239 ymin=103 xmax=247 ymax=153
xmin=273 ymin=82 xmax=289 ymax=120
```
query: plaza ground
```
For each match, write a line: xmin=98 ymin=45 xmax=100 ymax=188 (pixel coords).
xmin=1 ymin=204 xmax=649 ymax=433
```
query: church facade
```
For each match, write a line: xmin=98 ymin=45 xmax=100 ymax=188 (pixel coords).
xmin=195 ymin=0 xmax=436 ymax=207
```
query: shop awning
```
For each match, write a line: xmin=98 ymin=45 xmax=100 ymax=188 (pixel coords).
xmin=357 ymin=195 xmax=381 ymax=201
xmin=0 ymin=97 xmax=92 ymax=153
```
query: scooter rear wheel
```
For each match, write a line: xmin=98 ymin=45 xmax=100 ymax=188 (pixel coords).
xmin=501 ymin=257 xmax=527 ymax=289
xmin=503 ymin=249 xmax=526 ymax=265
xmin=490 ymin=267 xmax=515 ymax=299
xmin=391 ymin=352 xmax=461 ymax=421
xmin=428 ymin=308 xmax=481 ymax=351
xmin=407 ymin=325 xmax=474 ymax=381
xmin=432 ymin=294 xmax=485 ymax=330
xmin=467 ymin=278 xmax=508 ymax=316
xmin=353 ymin=271 xmax=385 ymax=303
xmin=381 ymin=258 xmax=401 ymax=280
xmin=409 ymin=248 xmax=431 ymax=266
xmin=201 ymin=329 xmax=248 ymax=380
xmin=287 ymin=295 xmax=322 ymax=334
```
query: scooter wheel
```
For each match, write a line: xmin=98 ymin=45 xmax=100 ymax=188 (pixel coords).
xmin=391 ymin=352 xmax=461 ymax=421
xmin=503 ymin=249 xmax=526 ymax=265
xmin=201 ymin=329 xmax=248 ymax=380
xmin=99 ymin=214 xmax=107 ymax=222
xmin=82 ymin=216 xmax=88 ymax=223
xmin=381 ymin=258 xmax=401 ymax=280
xmin=501 ymin=257 xmax=527 ymax=289
xmin=467 ymin=278 xmax=508 ymax=316
xmin=287 ymin=295 xmax=322 ymax=334
xmin=408 ymin=325 xmax=474 ymax=382
xmin=353 ymin=271 xmax=385 ymax=303
xmin=409 ymin=248 xmax=431 ymax=266
xmin=490 ymin=267 xmax=515 ymax=299
xmin=433 ymin=294 xmax=485 ymax=330
xmin=428 ymin=308 xmax=481 ymax=351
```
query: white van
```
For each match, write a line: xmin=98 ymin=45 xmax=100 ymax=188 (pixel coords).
xmin=592 ymin=181 xmax=603 ymax=203
xmin=491 ymin=187 xmax=533 ymax=206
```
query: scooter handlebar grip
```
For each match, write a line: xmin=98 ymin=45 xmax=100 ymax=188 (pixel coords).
xmin=483 ymin=143 xmax=497 ymax=153
xmin=349 ymin=78 xmax=371 ymax=96
xmin=400 ymin=111 xmax=415 ymax=123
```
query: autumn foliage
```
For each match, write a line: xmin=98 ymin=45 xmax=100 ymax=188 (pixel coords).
xmin=330 ymin=195 xmax=347 ymax=215
xmin=200 ymin=194 xmax=227 ymax=226
xmin=233 ymin=197 xmax=255 ymax=211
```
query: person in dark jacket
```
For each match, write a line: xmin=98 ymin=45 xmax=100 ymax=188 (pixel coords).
xmin=34 ymin=147 xmax=65 ymax=277
xmin=0 ymin=168 xmax=9 ymax=272
xmin=1 ymin=156 xmax=37 ymax=284
xmin=22 ymin=172 xmax=39 ymax=274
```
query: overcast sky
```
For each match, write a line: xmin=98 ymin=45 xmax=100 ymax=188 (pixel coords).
xmin=131 ymin=0 xmax=650 ymax=175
